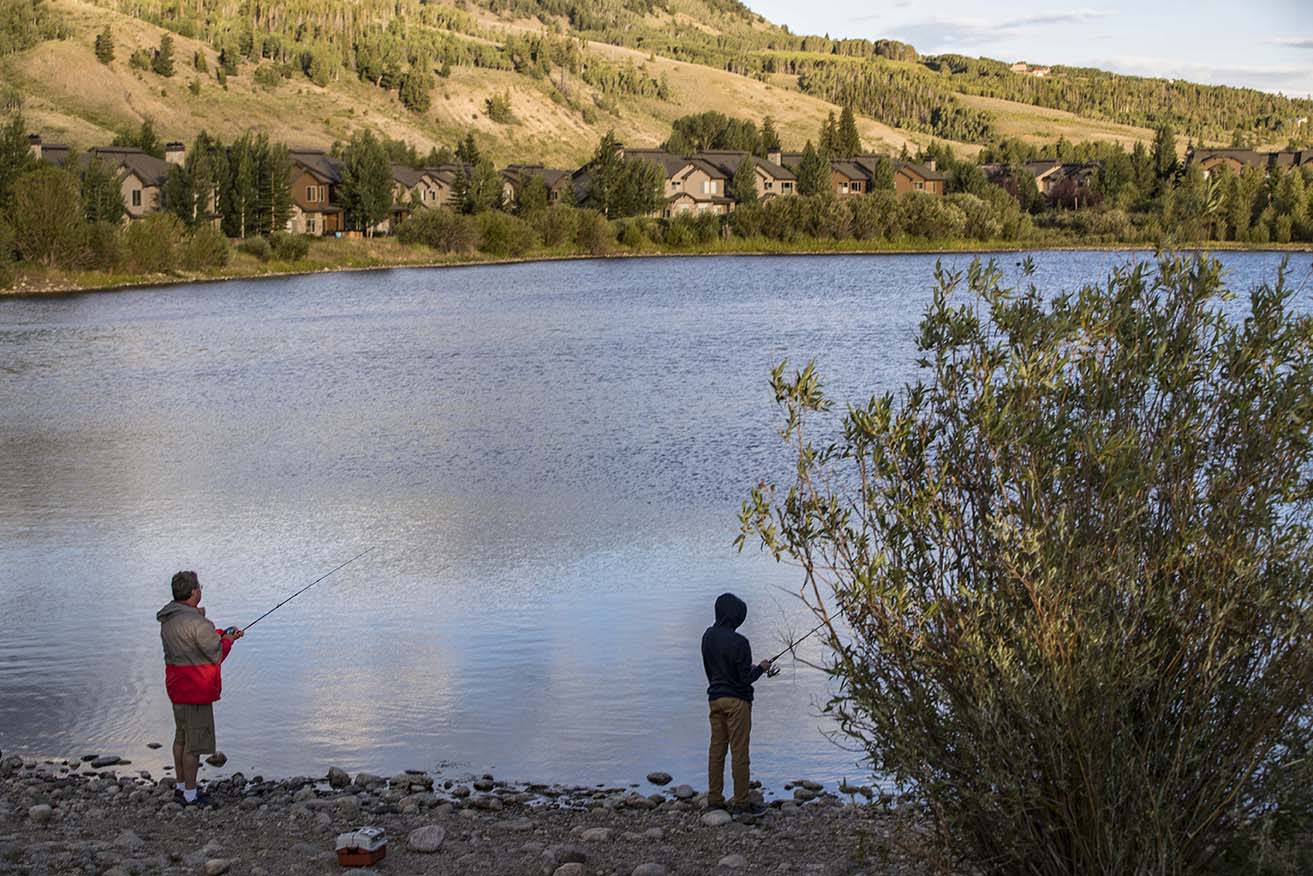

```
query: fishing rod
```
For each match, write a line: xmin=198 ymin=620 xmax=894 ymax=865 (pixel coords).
xmin=226 ymin=546 xmax=378 ymax=635
xmin=764 ymin=618 xmax=829 ymax=676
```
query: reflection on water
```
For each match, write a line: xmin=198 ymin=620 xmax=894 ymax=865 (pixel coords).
xmin=1 ymin=251 xmax=1307 ymax=790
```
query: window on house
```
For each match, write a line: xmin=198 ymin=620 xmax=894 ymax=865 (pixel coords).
xmin=782 ymin=182 xmax=793 ymax=192
xmin=853 ymin=182 xmax=863 ymax=193
xmin=672 ymin=179 xmax=681 ymax=190
xmin=307 ymin=217 xmax=317 ymax=234
xmin=763 ymin=180 xmax=773 ymax=190
xmin=131 ymin=190 xmax=141 ymax=207
xmin=915 ymin=181 xmax=924 ymax=190
xmin=840 ymin=182 xmax=849 ymax=194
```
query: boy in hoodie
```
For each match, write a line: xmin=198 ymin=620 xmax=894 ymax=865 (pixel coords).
xmin=157 ymin=570 xmax=243 ymax=807
xmin=702 ymin=592 xmax=772 ymax=814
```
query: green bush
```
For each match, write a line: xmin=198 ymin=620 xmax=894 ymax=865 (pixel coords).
xmin=728 ymin=202 xmax=763 ymax=239
xmin=574 ymin=210 xmax=613 ymax=255
xmin=236 ymin=235 xmax=272 ymax=261
xmin=615 ymin=218 xmax=647 ymax=248
xmin=526 ymin=205 xmax=579 ymax=248
xmin=268 ymin=230 xmax=310 ymax=261
xmin=848 ymin=192 xmax=898 ymax=240
xmin=899 ymin=191 xmax=966 ymax=239
xmin=85 ymin=220 xmax=122 ymax=270
xmin=179 ymin=225 xmax=229 ymax=270
xmin=475 ymin=211 xmax=538 ymax=257
xmin=742 ymin=255 xmax=1313 ymax=875
xmin=123 ymin=213 xmax=184 ymax=273
xmin=0 ymin=220 xmax=14 ymax=288
xmin=11 ymin=166 xmax=87 ymax=267
xmin=394 ymin=208 xmax=478 ymax=253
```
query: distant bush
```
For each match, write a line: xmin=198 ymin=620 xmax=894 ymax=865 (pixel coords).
xmin=574 ymin=210 xmax=613 ymax=255
xmin=484 ymin=91 xmax=514 ymax=124
xmin=253 ymin=63 xmax=282 ymax=89
xmin=85 ymin=220 xmax=122 ymax=270
xmin=899 ymin=191 xmax=966 ymax=239
xmin=475 ymin=211 xmax=538 ymax=257
xmin=526 ymin=205 xmax=580 ymax=248
xmin=12 ymin=167 xmax=86 ymax=268
xmin=236 ymin=235 xmax=272 ymax=261
xmin=179 ymin=225 xmax=229 ymax=270
xmin=395 ymin=208 xmax=478 ymax=254
xmin=0 ymin=220 xmax=14 ymax=287
xmin=268 ymin=230 xmax=309 ymax=261
xmin=123 ymin=213 xmax=184 ymax=273
xmin=615 ymin=218 xmax=647 ymax=248
xmin=849 ymin=191 xmax=899 ymax=240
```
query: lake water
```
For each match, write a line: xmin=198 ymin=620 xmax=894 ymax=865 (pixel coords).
xmin=2 ymin=251 xmax=1309 ymax=793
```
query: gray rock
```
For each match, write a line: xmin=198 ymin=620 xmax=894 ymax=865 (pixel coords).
xmin=672 ymin=784 xmax=696 ymax=800
xmin=327 ymin=767 xmax=350 ymax=788
xmin=543 ymin=843 xmax=588 ymax=866
xmin=472 ymin=777 xmax=495 ymax=792
xmin=114 ymin=829 xmax=144 ymax=849
xmin=90 ymin=755 xmax=121 ymax=768
xmin=719 ymin=854 xmax=748 ymax=869
xmin=293 ymin=786 xmax=316 ymax=803
xmin=579 ymin=827 xmax=613 ymax=842
xmin=203 ymin=859 xmax=232 ymax=875
xmin=700 ymin=809 xmax=733 ymax=827
xmin=494 ymin=817 xmax=534 ymax=832
xmin=793 ymin=788 xmax=817 ymax=802
xmin=632 ymin=865 xmax=668 ymax=876
xmin=645 ymin=771 xmax=672 ymax=786
xmin=471 ymin=794 xmax=503 ymax=811
xmin=642 ymin=827 xmax=664 ymax=840
xmin=451 ymin=785 xmax=471 ymax=798
xmin=408 ymin=824 xmax=446 ymax=853
xmin=553 ymin=866 xmax=585 ymax=876
xmin=353 ymin=773 xmax=383 ymax=788
xmin=27 ymin=804 xmax=52 ymax=825
xmin=204 ymin=752 xmax=227 ymax=767
xmin=798 ymin=780 xmax=823 ymax=791
xmin=623 ymin=792 xmax=658 ymax=810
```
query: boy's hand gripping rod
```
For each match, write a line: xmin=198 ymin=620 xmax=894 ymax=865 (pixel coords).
xmin=223 ymin=546 xmax=378 ymax=636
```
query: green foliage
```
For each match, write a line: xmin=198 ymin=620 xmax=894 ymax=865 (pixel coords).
xmin=153 ymin=33 xmax=175 ymax=76
xmin=129 ymin=47 xmax=150 ymax=70
xmin=760 ymin=116 xmax=781 ymax=155
xmin=475 ymin=210 xmax=538 ymax=256
xmin=484 ymin=91 xmax=514 ymax=124
xmin=664 ymin=112 xmax=761 ymax=155
xmin=179 ymin=224 xmax=230 ymax=270
xmin=0 ymin=111 xmax=36 ymax=209
xmin=795 ymin=141 xmax=829 ymax=196
xmin=11 ymin=166 xmax=85 ymax=267
xmin=898 ymin=190 xmax=966 ymax=238
xmin=729 ymin=154 xmax=759 ymax=205
xmin=461 ymin=158 xmax=503 ymax=214
xmin=268 ymin=230 xmax=309 ymax=260
xmin=514 ymin=173 xmax=550 ymax=214
xmin=123 ymin=212 xmax=184 ymax=272
xmin=582 ymin=131 xmax=663 ymax=219
xmin=84 ymin=220 xmax=122 ymax=270
xmin=741 ymin=255 xmax=1313 ymax=875
xmin=165 ymin=131 xmax=225 ymax=227
xmin=574 ymin=209 xmax=613 ymax=254
xmin=0 ymin=219 xmax=13 ymax=287
xmin=835 ymin=105 xmax=862 ymax=158
xmin=399 ymin=60 xmax=433 ymax=112
xmin=220 ymin=132 xmax=290 ymax=237
xmin=253 ymin=63 xmax=282 ymax=88
xmin=111 ymin=118 xmax=163 ymax=159
xmin=394 ymin=207 xmax=478 ymax=253
xmin=80 ymin=154 xmax=125 ymax=224
xmin=338 ymin=130 xmax=394 ymax=233
xmin=193 ymin=49 xmax=206 ymax=73
xmin=0 ymin=0 xmax=66 ymax=57
xmin=235 ymin=235 xmax=271 ymax=260
xmin=525 ymin=203 xmax=579 ymax=247
xmin=94 ymin=27 xmax=114 ymax=64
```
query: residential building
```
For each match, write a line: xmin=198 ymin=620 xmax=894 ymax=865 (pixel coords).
xmin=287 ymin=150 xmax=344 ymax=236
xmin=776 ymin=150 xmax=946 ymax=196
xmin=1188 ymin=148 xmax=1313 ymax=177
xmin=501 ymin=165 xmax=574 ymax=208
xmin=696 ymin=151 xmax=796 ymax=200
xmin=31 ymin=135 xmax=177 ymax=220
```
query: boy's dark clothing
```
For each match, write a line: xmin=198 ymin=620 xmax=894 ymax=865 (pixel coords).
xmin=702 ymin=593 xmax=763 ymax=702
xmin=702 ymin=592 xmax=761 ymax=808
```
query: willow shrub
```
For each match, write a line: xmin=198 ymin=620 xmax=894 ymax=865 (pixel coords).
xmin=740 ymin=255 xmax=1313 ymax=875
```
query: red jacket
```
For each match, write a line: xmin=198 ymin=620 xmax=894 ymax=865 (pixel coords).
xmin=157 ymin=601 xmax=233 ymax=705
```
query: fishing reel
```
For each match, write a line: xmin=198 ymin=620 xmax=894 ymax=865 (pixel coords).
xmin=222 ymin=626 xmax=239 ymax=637
xmin=766 ymin=663 xmax=782 ymax=678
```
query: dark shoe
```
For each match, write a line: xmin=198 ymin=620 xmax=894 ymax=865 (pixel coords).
xmin=187 ymin=791 xmax=219 ymax=809
xmin=173 ymin=788 xmax=185 ymax=805
xmin=730 ymin=803 xmax=767 ymax=816
xmin=705 ymin=799 xmax=727 ymax=811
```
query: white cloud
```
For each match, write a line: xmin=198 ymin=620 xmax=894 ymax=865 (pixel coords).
xmin=880 ymin=8 xmax=1115 ymax=51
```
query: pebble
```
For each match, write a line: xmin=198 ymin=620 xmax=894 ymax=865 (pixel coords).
xmin=146 ymin=742 xmax=163 ymax=750
xmin=203 ymin=859 xmax=232 ymax=875
xmin=353 ymin=773 xmax=383 ymax=788
xmin=553 ymin=865 xmax=585 ymax=876
xmin=632 ymin=865 xmax=668 ymax=876
xmin=90 ymin=755 xmax=121 ymax=768
xmin=205 ymin=752 xmax=228 ymax=767
xmin=473 ymin=777 xmax=495 ymax=792
xmin=793 ymin=788 xmax=817 ymax=802
xmin=672 ymin=784 xmax=696 ymax=800
xmin=494 ymin=817 xmax=534 ymax=832
xmin=719 ymin=853 xmax=748 ymax=869
xmin=543 ymin=843 xmax=588 ymax=866
xmin=579 ymin=827 xmax=613 ymax=842
xmin=114 ymin=829 xmax=144 ymax=849
xmin=645 ymin=771 xmax=672 ymax=786
xmin=643 ymin=827 xmax=664 ymax=840
xmin=28 ymin=804 xmax=52 ymax=825
xmin=700 ymin=809 xmax=733 ymax=827
xmin=408 ymin=824 xmax=446 ymax=853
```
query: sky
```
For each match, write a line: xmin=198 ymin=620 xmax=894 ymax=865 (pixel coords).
xmin=741 ymin=0 xmax=1313 ymax=98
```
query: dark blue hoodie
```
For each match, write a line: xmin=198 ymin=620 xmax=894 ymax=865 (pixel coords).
xmin=702 ymin=593 xmax=763 ymax=702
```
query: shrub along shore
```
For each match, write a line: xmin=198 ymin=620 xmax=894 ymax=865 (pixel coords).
xmin=4 ymin=214 xmax=1310 ymax=297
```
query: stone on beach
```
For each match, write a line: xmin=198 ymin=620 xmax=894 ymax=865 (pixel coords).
xmin=408 ymin=824 xmax=447 ymax=853
xmin=27 ymin=804 xmax=52 ymax=825
xmin=327 ymin=767 xmax=350 ymax=788
xmin=553 ymin=865 xmax=585 ymax=876
xmin=645 ymin=771 xmax=672 ymax=786
xmin=719 ymin=853 xmax=748 ymax=869
xmin=91 ymin=755 xmax=121 ymax=768
xmin=672 ymin=784 xmax=695 ymax=800
xmin=205 ymin=752 xmax=227 ymax=767
xmin=632 ymin=865 xmax=669 ymax=876
xmin=700 ymin=809 xmax=732 ymax=827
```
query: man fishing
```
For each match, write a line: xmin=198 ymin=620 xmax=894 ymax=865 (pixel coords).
xmin=702 ymin=592 xmax=772 ymax=815
xmin=157 ymin=570 xmax=243 ymax=808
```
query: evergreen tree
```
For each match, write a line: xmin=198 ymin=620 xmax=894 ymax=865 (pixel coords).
xmin=582 ymin=131 xmax=624 ymax=217
xmin=450 ymin=167 xmax=470 ymax=213
xmin=730 ymin=154 xmax=758 ymax=204
xmin=617 ymin=158 xmax=662 ymax=218
xmin=463 ymin=158 xmax=502 ymax=213
xmin=455 ymin=133 xmax=480 ymax=166
xmin=1152 ymin=123 xmax=1178 ymax=184
xmin=424 ymin=145 xmax=454 ymax=166
xmin=866 ymin=155 xmax=894 ymax=192
xmin=113 ymin=118 xmax=163 ymax=158
xmin=80 ymin=153 xmax=124 ymax=224
xmin=836 ymin=105 xmax=861 ymax=158
xmin=339 ymin=130 xmax=393 ymax=234
xmin=818 ymin=112 xmax=837 ymax=158
xmin=257 ymin=139 xmax=293 ymax=235
xmin=0 ymin=111 xmax=36 ymax=210
xmin=153 ymin=33 xmax=175 ymax=77
xmin=221 ymin=133 xmax=259 ymax=238
xmin=399 ymin=58 xmax=433 ymax=113
xmin=797 ymin=141 xmax=830 ymax=196
xmin=193 ymin=49 xmax=207 ymax=74
xmin=760 ymin=116 xmax=781 ymax=156
xmin=165 ymin=131 xmax=225 ymax=227
xmin=515 ymin=173 xmax=549 ymax=214
xmin=94 ymin=27 xmax=113 ymax=64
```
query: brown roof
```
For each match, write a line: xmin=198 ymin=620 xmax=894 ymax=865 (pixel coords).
xmin=290 ymin=150 xmax=343 ymax=184
xmin=391 ymin=165 xmax=430 ymax=188
xmin=503 ymin=164 xmax=573 ymax=188
xmin=696 ymin=151 xmax=796 ymax=181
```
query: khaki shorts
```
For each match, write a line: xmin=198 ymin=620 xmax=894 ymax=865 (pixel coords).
xmin=172 ymin=703 xmax=216 ymax=755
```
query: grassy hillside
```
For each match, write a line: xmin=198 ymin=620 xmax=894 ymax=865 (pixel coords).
xmin=3 ymin=0 xmax=1305 ymax=162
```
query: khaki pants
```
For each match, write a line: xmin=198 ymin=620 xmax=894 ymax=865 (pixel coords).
xmin=707 ymin=696 xmax=752 ymax=808
xmin=172 ymin=703 xmax=216 ymax=755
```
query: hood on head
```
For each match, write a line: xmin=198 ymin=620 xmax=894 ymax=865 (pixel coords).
xmin=714 ymin=593 xmax=747 ymax=629
xmin=156 ymin=601 xmax=194 ymax=623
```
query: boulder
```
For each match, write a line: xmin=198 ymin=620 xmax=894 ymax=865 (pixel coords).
xmin=27 ymin=805 xmax=52 ymax=825
xmin=700 ymin=809 xmax=732 ymax=827
xmin=90 ymin=756 xmax=121 ymax=768
xmin=204 ymin=752 xmax=227 ymax=767
xmin=203 ymin=860 xmax=232 ymax=876
xmin=326 ymin=767 xmax=350 ymax=788
xmin=645 ymin=771 xmax=672 ymax=786
xmin=672 ymin=785 xmax=696 ymax=800
xmin=408 ymin=824 xmax=446 ymax=853
xmin=718 ymin=854 xmax=748 ymax=869
xmin=553 ymin=866 xmax=585 ymax=876
xmin=542 ymin=843 xmax=588 ymax=866
xmin=579 ymin=827 xmax=612 ymax=842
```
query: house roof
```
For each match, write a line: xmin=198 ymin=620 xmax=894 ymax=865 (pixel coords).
xmin=290 ymin=150 xmax=343 ymax=184
xmin=625 ymin=149 xmax=698 ymax=178
xmin=503 ymin=164 xmax=573 ymax=188
xmin=893 ymin=160 xmax=948 ymax=182
xmin=391 ymin=165 xmax=430 ymax=188
xmin=696 ymin=151 xmax=796 ymax=181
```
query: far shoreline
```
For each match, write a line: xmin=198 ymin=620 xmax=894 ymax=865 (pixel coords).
xmin=4 ymin=241 xmax=1311 ymax=300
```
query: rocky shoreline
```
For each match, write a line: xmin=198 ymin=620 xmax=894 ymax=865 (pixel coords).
xmin=0 ymin=752 xmax=930 ymax=876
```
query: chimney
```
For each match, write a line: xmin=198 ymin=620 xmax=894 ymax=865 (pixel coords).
xmin=927 ymin=159 xmax=937 ymax=172
xmin=164 ymin=141 xmax=186 ymax=165
xmin=767 ymin=147 xmax=782 ymax=165
xmin=27 ymin=133 xmax=41 ymax=161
